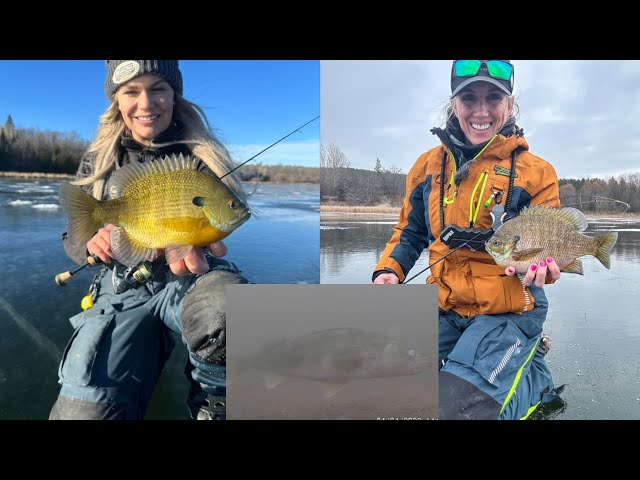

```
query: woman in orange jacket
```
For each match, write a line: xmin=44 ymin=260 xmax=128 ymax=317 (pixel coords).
xmin=373 ymin=60 xmax=563 ymax=419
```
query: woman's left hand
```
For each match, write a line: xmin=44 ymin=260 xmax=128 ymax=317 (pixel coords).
xmin=168 ymin=240 xmax=228 ymax=276
xmin=505 ymin=257 xmax=561 ymax=287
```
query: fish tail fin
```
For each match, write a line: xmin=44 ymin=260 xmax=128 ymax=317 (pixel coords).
xmin=58 ymin=183 xmax=102 ymax=246
xmin=594 ymin=231 xmax=619 ymax=269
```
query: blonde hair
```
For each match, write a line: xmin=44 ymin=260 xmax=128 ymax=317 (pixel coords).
xmin=73 ymin=94 xmax=247 ymax=204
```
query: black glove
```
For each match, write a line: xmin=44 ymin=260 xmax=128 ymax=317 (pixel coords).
xmin=181 ymin=269 xmax=250 ymax=365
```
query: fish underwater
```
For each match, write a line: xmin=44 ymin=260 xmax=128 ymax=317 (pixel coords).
xmin=485 ymin=206 xmax=618 ymax=275
xmin=58 ymin=153 xmax=251 ymax=266
xmin=252 ymin=327 xmax=431 ymax=398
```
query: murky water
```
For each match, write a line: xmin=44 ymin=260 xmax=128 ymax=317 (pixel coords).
xmin=321 ymin=213 xmax=640 ymax=420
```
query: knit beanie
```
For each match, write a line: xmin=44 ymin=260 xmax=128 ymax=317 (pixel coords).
xmin=104 ymin=60 xmax=183 ymax=98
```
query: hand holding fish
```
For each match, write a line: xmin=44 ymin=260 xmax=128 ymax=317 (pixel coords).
xmin=86 ymin=223 xmax=228 ymax=276
xmin=87 ymin=224 xmax=116 ymax=265
xmin=504 ymin=257 xmax=561 ymax=287
xmin=59 ymin=154 xmax=250 ymax=272
xmin=485 ymin=206 xmax=618 ymax=279
xmin=169 ymin=240 xmax=228 ymax=276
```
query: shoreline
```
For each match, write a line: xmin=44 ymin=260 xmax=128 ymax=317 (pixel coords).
xmin=0 ymin=171 xmax=319 ymax=185
xmin=0 ymin=171 xmax=75 ymax=179
xmin=321 ymin=206 xmax=640 ymax=221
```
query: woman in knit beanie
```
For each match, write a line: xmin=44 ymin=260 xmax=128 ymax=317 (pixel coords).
xmin=50 ymin=60 xmax=249 ymax=420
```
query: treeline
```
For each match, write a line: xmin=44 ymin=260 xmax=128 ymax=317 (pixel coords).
xmin=237 ymin=163 xmax=319 ymax=184
xmin=320 ymin=144 xmax=405 ymax=206
xmin=321 ymin=143 xmax=640 ymax=213
xmin=0 ymin=116 xmax=90 ymax=174
xmin=558 ymin=176 xmax=640 ymax=212
xmin=0 ymin=116 xmax=319 ymax=183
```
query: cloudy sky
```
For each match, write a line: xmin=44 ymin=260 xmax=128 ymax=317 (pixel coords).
xmin=320 ymin=60 xmax=640 ymax=179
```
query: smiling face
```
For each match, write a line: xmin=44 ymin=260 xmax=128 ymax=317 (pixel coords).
xmin=116 ymin=73 xmax=174 ymax=146
xmin=452 ymin=82 xmax=514 ymax=145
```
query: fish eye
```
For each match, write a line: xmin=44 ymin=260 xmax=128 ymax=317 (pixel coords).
xmin=229 ymin=200 xmax=236 ymax=209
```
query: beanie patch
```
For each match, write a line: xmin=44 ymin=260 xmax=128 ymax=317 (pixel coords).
xmin=112 ymin=61 xmax=141 ymax=85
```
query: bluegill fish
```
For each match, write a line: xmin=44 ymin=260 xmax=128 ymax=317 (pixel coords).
xmin=59 ymin=153 xmax=250 ymax=266
xmin=254 ymin=328 xmax=430 ymax=397
xmin=485 ymin=206 xmax=618 ymax=275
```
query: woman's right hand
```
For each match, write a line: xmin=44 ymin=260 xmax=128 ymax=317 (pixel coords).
xmin=373 ymin=273 xmax=400 ymax=284
xmin=86 ymin=223 xmax=115 ymax=264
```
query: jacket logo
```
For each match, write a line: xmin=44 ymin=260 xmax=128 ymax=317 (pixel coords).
xmin=494 ymin=165 xmax=517 ymax=178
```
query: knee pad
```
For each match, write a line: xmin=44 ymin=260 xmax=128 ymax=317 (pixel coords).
xmin=439 ymin=371 xmax=501 ymax=420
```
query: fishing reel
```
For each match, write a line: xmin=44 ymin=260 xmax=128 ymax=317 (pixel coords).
xmin=112 ymin=261 xmax=154 ymax=294
xmin=440 ymin=204 xmax=506 ymax=251
xmin=440 ymin=225 xmax=495 ymax=251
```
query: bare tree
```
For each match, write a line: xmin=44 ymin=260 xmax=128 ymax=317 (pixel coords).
xmin=559 ymin=183 xmax=576 ymax=207
xmin=320 ymin=143 xmax=351 ymax=201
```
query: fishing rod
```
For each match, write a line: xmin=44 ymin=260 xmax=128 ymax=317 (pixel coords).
xmin=403 ymin=230 xmax=489 ymax=284
xmin=220 ymin=115 xmax=320 ymax=179
xmin=557 ymin=195 xmax=630 ymax=214
xmin=55 ymin=255 xmax=104 ymax=286
xmin=54 ymin=115 xmax=320 ymax=286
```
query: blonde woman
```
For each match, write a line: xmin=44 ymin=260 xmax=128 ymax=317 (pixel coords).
xmin=50 ymin=60 xmax=249 ymax=420
xmin=373 ymin=61 xmax=563 ymax=420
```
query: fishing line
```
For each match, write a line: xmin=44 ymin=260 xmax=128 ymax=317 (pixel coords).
xmin=403 ymin=230 xmax=489 ymax=284
xmin=553 ymin=194 xmax=631 ymax=237
xmin=220 ymin=116 xmax=320 ymax=179
xmin=0 ymin=295 xmax=62 ymax=362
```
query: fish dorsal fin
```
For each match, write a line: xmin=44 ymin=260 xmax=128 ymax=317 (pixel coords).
xmin=107 ymin=153 xmax=200 ymax=199
xmin=520 ymin=206 xmax=589 ymax=232
xmin=110 ymin=225 xmax=159 ymax=266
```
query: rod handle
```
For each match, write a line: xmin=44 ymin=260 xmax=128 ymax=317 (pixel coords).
xmin=55 ymin=271 xmax=73 ymax=286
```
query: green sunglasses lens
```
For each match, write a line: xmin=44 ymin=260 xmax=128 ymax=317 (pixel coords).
xmin=455 ymin=60 xmax=481 ymax=77
xmin=486 ymin=60 xmax=513 ymax=80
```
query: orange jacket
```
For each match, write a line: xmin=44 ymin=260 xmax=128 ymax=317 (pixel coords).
xmin=374 ymin=132 xmax=559 ymax=317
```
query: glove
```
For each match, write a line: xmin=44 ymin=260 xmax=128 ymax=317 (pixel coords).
xmin=181 ymin=269 xmax=250 ymax=365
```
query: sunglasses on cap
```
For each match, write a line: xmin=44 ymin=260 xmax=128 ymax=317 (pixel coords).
xmin=453 ymin=60 xmax=513 ymax=81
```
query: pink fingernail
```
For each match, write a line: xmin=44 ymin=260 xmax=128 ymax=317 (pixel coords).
xmin=507 ymin=267 xmax=514 ymax=273
xmin=530 ymin=264 xmax=537 ymax=272
xmin=539 ymin=261 xmax=547 ymax=267
xmin=546 ymin=257 xmax=554 ymax=263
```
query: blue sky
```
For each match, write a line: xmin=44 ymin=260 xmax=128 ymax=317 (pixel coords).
xmin=0 ymin=60 xmax=319 ymax=167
